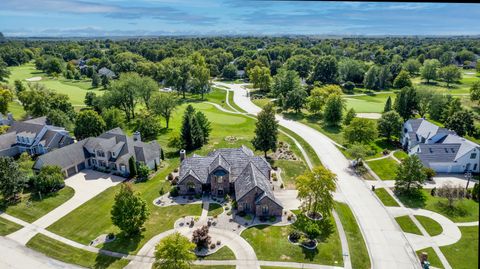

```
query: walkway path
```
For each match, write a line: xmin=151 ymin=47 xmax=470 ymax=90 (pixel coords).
xmin=215 ymin=81 xmax=420 ymax=269
xmin=7 ymin=170 xmax=123 ymax=245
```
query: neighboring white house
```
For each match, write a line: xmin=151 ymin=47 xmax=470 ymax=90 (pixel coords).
xmin=401 ymin=118 xmax=480 ymax=173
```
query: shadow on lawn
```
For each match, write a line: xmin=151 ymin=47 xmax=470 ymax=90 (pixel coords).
xmin=395 ymin=189 xmax=427 ymax=208
xmin=94 ymin=253 xmax=126 ymax=269
xmin=99 ymin=231 xmax=143 ymax=256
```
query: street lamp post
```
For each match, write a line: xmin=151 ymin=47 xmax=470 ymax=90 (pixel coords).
xmin=464 ymin=171 xmax=472 ymax=191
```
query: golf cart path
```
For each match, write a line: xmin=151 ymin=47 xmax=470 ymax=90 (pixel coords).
xmin=215 ymin=81 xmax=420 ymax=269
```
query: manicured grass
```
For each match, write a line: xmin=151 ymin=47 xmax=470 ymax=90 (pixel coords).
xmin=416 ymin=247 xmax=444 ymax=269
xmin=0 ymin=217 xmax=23 ymax=235
xmin=207 ymin=203 xmax=224 ymax=217
xmin=366 ymin=157 xmax=398 ymax=180
xmin=2 ymin=186 xmax=75 ymax=223
xmin=393 ymin=150 xmax=408 ymax=161
xmin=344 ymin=93 xmax=396 ymax=113
xmin=200 ymin=246 xmax=236 ymax=260
xmin=396 ymin=189 xmax=479 ymax=222
xmin=26 ymin=233 xmax=129 ymax=269
xmin=374 ymin=188 xmax=400 ymax=207
xmin=48 ymin=163 xmax=203 ymax=254
xmin=273 ymin=159 xmax=307 ymax=189
xmin=415 ymin=215 xmax=443 ymax=236
xmin=334 ymin=202 xmax=371 ymax=269
xmin=7 ymin=101 xmax=26 ymax=120
xmin=252 ymin=98 xmax=272 ymax=109
xmin=7 ymin=63 xmax=102 ymax=106
xmin=440 ymin=226 xmax=478 ymax=269
xmin=207 ymin=88 xmax=230 ymax=110
xmin=395 ymin=216 xmax=422 ymax=235
xmin=241 ymin=217 xmax=343 ymax=266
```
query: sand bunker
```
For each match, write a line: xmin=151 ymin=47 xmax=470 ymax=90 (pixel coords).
xmin=25 ymin=76 xmax=42 ymax=82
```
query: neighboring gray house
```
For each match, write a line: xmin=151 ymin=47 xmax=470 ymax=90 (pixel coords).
xmin=0 ymin=117 xmax=73 ymax=157
xmin=34 ymin=128 xmax=161 ymax=178
xmin=0 ymin=112 xmax=14 ymax=126
xmin=401 ymin=118 xmax=480 ymax=173
xmin=177 ymin=146 xmax=283 ymax=217
xmin=98 ymin=67 xmax=116 ymax=79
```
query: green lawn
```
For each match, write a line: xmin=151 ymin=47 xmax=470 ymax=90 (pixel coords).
xmin=366 ymin=158 xmax=398 ymax=180
xmin=207 ymin=203 xmax=224 ymax=217
xmin=199 ymin=246 xmax=236 ymax=260
xmin=395 ymin=216 xmax=422 ymax=235
xmin=374 ymin=188 xmax=400 ymax=207
xmin=7 ymin=101 xmax=26 ymax=120
xmin=252 ymin=98 xmax=272 ymax=109
xmin=2 ymin=186 xmax=75 ymax=223
xmin=273 ymin=159 xmax=307 ymax=189
xmin=440 ymin=226 xmax=478 ymax=269
xmin=393 ymin=150 xmax=408 ymax=161
xmin=0 ymin=217 xmax=23 ymax=235
xmin=334 ymin=202 xmax=371 ymax=269
xmin=396 ymin=189 xmax=479 ymax=222
xmin=415 ymin=215 xmax=443 ymax=236
xmin=7 ymin=62 xmax=102 ymax=106
xmin=26 ymin=233 xmax=129 ymax=269
xmin=47 ymin=162 xmax=203 ymax=254
xmin=344 ymin=93 xmax=396 ymax=113
xmin=241 ymin=218 xmax=343 ymax=266
xmin=416 ymin=247 xmax=444 ymax=269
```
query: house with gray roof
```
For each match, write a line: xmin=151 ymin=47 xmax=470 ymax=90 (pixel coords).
xmin=401 ymin=118 xmax=480 ymax=173
xmin=34 ymin=128 xmax=161 ymax=178
xmin=177 ymin=146 xmax=283 ymax=217
xmin=98 ymin=67 xmax=116 ymax=79
xmin=0 ymin=117 xmax=73 ymax=157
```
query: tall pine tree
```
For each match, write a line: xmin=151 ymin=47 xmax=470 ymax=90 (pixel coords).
xmin=252 ymin=104 xmax=278 ymax=157
xmin=384 ymin=96 xmax=392 ymax=112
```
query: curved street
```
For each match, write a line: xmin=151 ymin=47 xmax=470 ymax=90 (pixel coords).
xmin=215 ymin=81 xmax=420 ymax=269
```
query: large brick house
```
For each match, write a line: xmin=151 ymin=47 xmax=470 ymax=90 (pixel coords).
xmin=177 ymin=146 xmax=283 ymax=217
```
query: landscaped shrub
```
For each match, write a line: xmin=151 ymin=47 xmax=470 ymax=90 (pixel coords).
xmin=210 ymin=243 xmax=216 ymax=249
xmin=237 ymin=211 xmax=246 ymax=217
xmin=423 ymin=168 xmax=436 ymax=181
xmin=170 ymin=187 xmax=179 ymax=197
xmin=289 ymin=230 xmax=301 ymax=242
xmin=167 ymin=173 xmax=174 ymax=181
xmin=472 ymin=183 xmax=479 ymax=202
xmin=192 ymin=225 xmax=211 ymax=249
xmin=136 ymin=163 xmax=150 ymax=181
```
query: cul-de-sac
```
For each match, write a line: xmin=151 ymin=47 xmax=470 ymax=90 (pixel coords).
xmin=0 ymin=2 xmax=478 ymax=269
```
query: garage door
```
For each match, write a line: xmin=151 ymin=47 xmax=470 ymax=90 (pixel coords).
xmin=66 ymin=166 xmax=77 ymax=178
xmin=77 ymin=162 xmax=86 ymax=171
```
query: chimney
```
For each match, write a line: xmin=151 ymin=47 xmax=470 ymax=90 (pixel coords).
xmin=180 ymin=149 xmax=186 ymax=161
xmin=133 ymin=131 xmax=141 ymax=142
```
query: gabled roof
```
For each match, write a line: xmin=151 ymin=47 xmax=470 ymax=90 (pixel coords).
xmin=208 ymin=154 xmax=231 ymax=173
xmin=234 ymin=162 xmax=281 ymax=207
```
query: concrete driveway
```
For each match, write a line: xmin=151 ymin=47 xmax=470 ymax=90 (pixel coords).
xmin=216 ymin=81 xmax=420 ymax=269
xmin=7 ymin=170 xmax=124 ymax=245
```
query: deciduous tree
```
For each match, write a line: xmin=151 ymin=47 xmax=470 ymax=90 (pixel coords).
xmin=0 ymin=157 xmax=27 ymax=201
xmin=394 ymin=86 xmax=418 ymax=119
xmin=252 ymin=103 xmax=278 ymax=157
xmin=395 ymin=155 xmax=426 ymax=193
xmin=74 ymin=110 xmax=106 ymax=140
xmin=323 ymin=94 xmax=345 ymax=126
xmin=393 ymin=70 xmax=412 ymax=89
xmin=153 ymin=232 xmax=195 ymax=269
xmin=150 ymin=93 xmax=178 ymax=128
xmin=32 ymin=165 xmax=64 ymax=194
xmin=439 ymin=65 xmax=461 ymax=88
xmin=377 ymin=111 xmax=403 ymax=141
xmin=343 ymin=118 xmax=378 ymax=144
xmin=111 ymin=183 xmax=149 ymax=236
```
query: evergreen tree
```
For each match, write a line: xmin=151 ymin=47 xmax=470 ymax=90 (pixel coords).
xmin=384 ymin=96 xmax=392 ymax=112
xmin=128 ymin=156 xmax=137 ymax=178
xmin=252 ymin=104 xmax=278 ymax=157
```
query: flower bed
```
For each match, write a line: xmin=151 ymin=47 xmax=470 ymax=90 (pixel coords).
xmin=288 ymin=231 xmax=318 ymax=250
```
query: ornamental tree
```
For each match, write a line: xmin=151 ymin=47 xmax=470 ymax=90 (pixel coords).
xmin=111 ymin=183 xmax=149 ymax=236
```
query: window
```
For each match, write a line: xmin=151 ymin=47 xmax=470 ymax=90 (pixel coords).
xmin=474 ymin=164 xmax=478 ymax=171
xmin=217 ymin=176 xmax=223 ymax=183
xmin=262 ymin=205 xmax=269 ymax=215
xmin=470 ymin=153 xmax=477 ymax=159
xmin=97 ymin=150 xmax=105 ymax=157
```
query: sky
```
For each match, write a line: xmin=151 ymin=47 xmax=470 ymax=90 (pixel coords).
xmin=0 ymin=1 xmax=479 ymax=37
